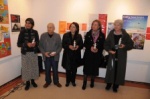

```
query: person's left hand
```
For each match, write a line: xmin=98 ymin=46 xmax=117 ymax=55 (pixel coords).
xmin=119 ymin=44 xmax=125 ymax=48
xmin=74 ymin=45 xmax=79 ymax=50
xmin=50 ymin=52 xmax=56 ymax=56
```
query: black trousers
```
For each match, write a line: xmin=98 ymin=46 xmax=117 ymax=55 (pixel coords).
xmin=66 ymin=68 xmax=77 ymax=83
xmin=113 ymin=60 xmax=119 ymax=88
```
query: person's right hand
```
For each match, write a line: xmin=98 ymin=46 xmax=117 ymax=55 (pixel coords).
xmin=109 ymin=50 xmax=116 ymax=54
xmin=91 ymin=47 xmax=98 ymax=53
xmin=31 ymin=42 xmax=36 ymax=47
xmin=69 ymin=45 xmax=75 ymax=50
xmin=45 ymin=52 xmax=50 ymax=57
xmin=27 ymin=43 xmax=33 ymax=48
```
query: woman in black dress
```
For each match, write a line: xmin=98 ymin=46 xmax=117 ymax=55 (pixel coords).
xmin=62 ymin=22 xmax=83 ymax=87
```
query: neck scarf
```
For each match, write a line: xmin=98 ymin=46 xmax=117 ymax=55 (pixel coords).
xmin=92 ymin=30 xmax=99 ymax=43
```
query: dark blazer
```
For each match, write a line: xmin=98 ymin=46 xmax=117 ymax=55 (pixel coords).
xmin=83 ymin=30 xmax=105 ymax=76
xmin=17 ymin=28 xmax=39 ymax=54
xmin=62 ymin=32 xmax=83 ymax=70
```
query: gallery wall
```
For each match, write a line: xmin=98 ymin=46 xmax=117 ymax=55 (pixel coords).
xmin=31 ymin=0 xmax=150 ymax=83
xmin=0 ymin=0 xmax=150 ymax=86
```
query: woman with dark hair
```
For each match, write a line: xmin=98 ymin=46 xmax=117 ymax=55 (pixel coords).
xmin=17 ymin=18 xmax=39 ymax=91
xmin=82 ymin=20 xmax=105 ymax=90
xmin=62 ymin=22 xmax=83 ymax=87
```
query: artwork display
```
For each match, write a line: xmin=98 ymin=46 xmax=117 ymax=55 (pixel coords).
xmin=11 ymin=14 xmax=21 ymax=32
xmin=123 ymin=15 xmax=148 ymax=50
xmin=0 ymin=0 xmax=11 ymax=58
xmin=0 ymin=0 xmax=9 ymax=24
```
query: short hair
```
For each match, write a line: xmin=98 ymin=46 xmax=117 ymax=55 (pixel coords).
xmin=69 ymin=22 xmax=79 ymax=35
xmin=25 ymin=18 xmax=34 ymax=28
xmin=114 ymin=19 xmax=123 ymax=27
xmin=47 ymin=23 xmax=55 ymax=29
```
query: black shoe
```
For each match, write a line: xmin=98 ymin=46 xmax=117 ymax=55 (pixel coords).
xmin=72 ymin=82 xmax=76 ymax=87
xmin=90 ymin=83 xmax=94 ymax=88
xmin=65 ymin=83 xmax=70 ymax=87
xmin=90 ymin=79 xmax=94 ymax=88
xmin=82 ymin=84 xmax=86 ymax=90
xmin=113 ymin=88 xmax=118 ymax=92
xmin=105 ymin=83 xmax=112 ymax=90
xmin=31 ymin=79 xmax=38 ymax=87
xmin=82 ymin=81 xmax=87 ymax=90
xmin=113 ymin=84 xmax=119 ymax=93
xmin=25 ymin=81 xmax=30 ymax=91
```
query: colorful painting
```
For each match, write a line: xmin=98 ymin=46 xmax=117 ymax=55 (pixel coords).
xmin=0 ymin=0 xmax=9 ymax=24
xmin=123 ymin=15 xmax=148 ymax=50
xmin=11 ymin=14 xmax=21 ymax=32
xmin=132 ymin=33 xmax=145 ymax=50
xmin=0 ymin=0 xmax=11 ymax=58
xmin=0 ymin=25 xmax=11 ymax=58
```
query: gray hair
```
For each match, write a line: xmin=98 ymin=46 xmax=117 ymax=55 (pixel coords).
xmin=114 ymin=19 xmax=123 ymax=27
xmin=47 ymin=23 xmax=55 ymax=29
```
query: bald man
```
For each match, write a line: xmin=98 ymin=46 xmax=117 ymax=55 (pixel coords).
xmin=39 ymin=23 xmax=62 ymax=88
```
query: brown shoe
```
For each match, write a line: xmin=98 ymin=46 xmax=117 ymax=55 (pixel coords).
xmin=43 ymin=83 xmax=50 ymax=88
xmin=55 ymin=83 xmax=62 ymax=88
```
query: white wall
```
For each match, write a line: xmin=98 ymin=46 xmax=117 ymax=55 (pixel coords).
xmin=0 ymin=0 xmax=33 ymax=86
xmin=31 ymin=0 xmax=150 ymax=83
xmin=0 ymin=0 xmax=150 ymax=86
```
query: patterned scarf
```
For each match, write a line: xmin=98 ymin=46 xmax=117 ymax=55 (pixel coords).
xmin=92 ymin=30 xmax=99 ymax=43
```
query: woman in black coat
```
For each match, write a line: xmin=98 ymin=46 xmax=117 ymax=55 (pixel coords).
xmin=104 ymin=19 xmax=133 ymax=92
xmin=62 ymin=22 xmax=83 ymax=87
xmin=82 ymin=20 xmax=105 ymax=90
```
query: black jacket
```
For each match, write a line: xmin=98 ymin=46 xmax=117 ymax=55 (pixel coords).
xmin=83 ymin=30 xmax=105 ymax=76
xmin=17 ymin=28 xmax=39 ymax=54
xmin=62 ymin=32 xmax=83 ymax=70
